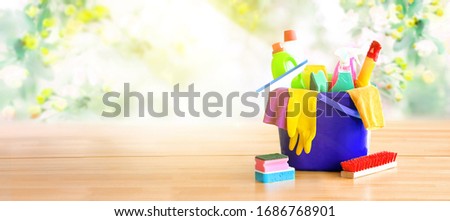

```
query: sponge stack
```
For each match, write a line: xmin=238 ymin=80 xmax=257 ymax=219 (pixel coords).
xmin=255 ymin=153 xmax=295 ymax=183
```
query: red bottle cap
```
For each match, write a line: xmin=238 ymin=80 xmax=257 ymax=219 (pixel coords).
xmin=367 ymin=41 xmax=382 ymax=62
xmin=284 ymin=30 xmax=297 ymax=42
xmin=272 ymin=42 xmax=283 ymax=54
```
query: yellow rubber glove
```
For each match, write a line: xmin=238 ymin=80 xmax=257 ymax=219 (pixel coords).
xmin=287 ymin=88 xmax=318 ymax=155
xmin=347 ymin=85 xmax=384 ymax=130
xmin=289 ymin=132 xmax=299 ymax=152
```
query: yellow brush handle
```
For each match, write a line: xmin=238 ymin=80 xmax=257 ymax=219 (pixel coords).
xmin=356 ymin=41 xmax=381 ymax=88
xmin=355 ymin=58 xmax=375 ymax=88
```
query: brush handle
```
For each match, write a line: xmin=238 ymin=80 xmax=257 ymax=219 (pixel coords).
xmin=355 ymin=41 xmax=381 ymax=88
xmin=341 ymin=161 xmax=397 ymax=179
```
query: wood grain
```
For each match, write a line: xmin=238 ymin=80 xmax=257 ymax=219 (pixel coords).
xmin=0 ymin=120 xmax=449 ymax=200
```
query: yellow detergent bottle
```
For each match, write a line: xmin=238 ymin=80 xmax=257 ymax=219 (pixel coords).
xmin=271 ymin=42 xmax=297 ymax=79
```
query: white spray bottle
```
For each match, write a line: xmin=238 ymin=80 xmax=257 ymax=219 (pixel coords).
xmin=283 ymin=30 xmax=305 ymax=63
xmin=332 ymin=47 xmax=362 ymax=88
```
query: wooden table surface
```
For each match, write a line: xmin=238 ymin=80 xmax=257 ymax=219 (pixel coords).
xmin=1 ymin=120 xmax=449 ymax=200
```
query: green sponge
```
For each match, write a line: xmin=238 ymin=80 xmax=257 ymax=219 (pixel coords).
xmin=310 ymin=70 xmax=328 ymax=92
xmin=255 ymin=153 xmax=288 ymax=161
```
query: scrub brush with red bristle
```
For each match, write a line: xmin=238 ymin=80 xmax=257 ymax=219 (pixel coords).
xmin=340 ymin=151 xmax=397 ymax=179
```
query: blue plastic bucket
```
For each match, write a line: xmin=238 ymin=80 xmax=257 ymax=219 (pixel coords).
xmin=279 ymin=92 xmax=368 ymax=171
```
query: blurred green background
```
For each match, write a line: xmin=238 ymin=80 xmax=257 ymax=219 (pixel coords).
xmin=0 ymin=0 xmax=449 ymax=121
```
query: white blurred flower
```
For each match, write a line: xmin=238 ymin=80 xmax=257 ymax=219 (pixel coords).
xmin=370 ymin=6 xmax=389 ymax=32
xmin=60 ymin=85 xmax=80 ymax=98
xmin=0 ymin=65 xmax=28 ymax=88
xmin=98 ymin=22 xmax=123 ymax=44
xmin=357 ymin=28 xmax=383 ymax=47
xmin=1 ymin=106 xmax=16 ymax=120
xmin=414 ymin=40 xmax=438 ymax=57
xmin=0 ymin=0 xmax=27 ymax=10
xmin=342 ymin=10 xmax=359 ymax=32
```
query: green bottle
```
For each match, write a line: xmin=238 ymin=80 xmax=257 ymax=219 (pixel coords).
xmin=291 ymin=74 xmax=304 ymax=89
xmin=271 ymin=42 xmax=297 ymax=79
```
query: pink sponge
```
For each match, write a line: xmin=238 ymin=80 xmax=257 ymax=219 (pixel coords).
xmin=255 ymin=153 xmax=289 ymax=172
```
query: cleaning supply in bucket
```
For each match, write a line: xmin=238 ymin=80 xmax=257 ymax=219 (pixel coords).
xmin=310 ymin=70 xmax=328 ymax=92
xmin=271 ymin=42 xmax=297 ymax=80
xmin=283 ymin=30 xmax=307 ymax=90
xmin=257 ymin=59 xmax=308 ymax=92
xmin=263 ymin=88 xmax=290 ymax=130
xmin=255 ymin=153 xmax=295 ymax=183
xmin=291 ymin=74 xmax=305 ymax=89
xmin=355 ymin=41 xmax=382 ymax=88
xmin=287 ymin=88 xmax=318 ymax=155
xmin=331 ymin=47 xmax=360 ymax=91
xmin=257 ymin=29 xmax=309 ymax=92
xmin=301 ymin=65 xmax=327 ymax=90
xmin=340 ymin=151 xmax=397 ymax=179
xmin=330 ymin=72 xmax=354 ymax=92
xmin=347 ymin=85 xmax=385 ymax=130
xmin=262 ymin=36 xmax=386 ymax=172
xmin=332 ymin=47 xmax=361 ymax=86
xmin=283 ymin=30 xmax=304 ymax=63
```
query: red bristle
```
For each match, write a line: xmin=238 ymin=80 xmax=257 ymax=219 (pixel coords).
xmin=340 ymin=151 xmax=398 ymax=172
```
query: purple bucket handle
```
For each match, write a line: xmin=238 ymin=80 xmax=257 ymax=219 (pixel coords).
xmin=317 ymin=93 xmax=360 ymax=119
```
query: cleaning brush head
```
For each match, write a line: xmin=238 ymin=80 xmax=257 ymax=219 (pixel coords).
xmin=340 ymin=151 xmax=398 ymax=178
